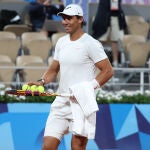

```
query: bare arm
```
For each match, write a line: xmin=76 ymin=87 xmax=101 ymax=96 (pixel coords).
xmin=70 ymin=58 xmax=113 ymax=100
xmin=42 ymin=60 xmax=60 ymax=84
xmin=95 ymin=58 xmax=114 ymax=87
xmin=28 ymin=60 xmax=60 ymax=86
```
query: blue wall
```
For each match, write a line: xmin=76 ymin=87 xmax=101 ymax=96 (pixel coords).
xmin=0 ymin=103 xmax=150 ymax=150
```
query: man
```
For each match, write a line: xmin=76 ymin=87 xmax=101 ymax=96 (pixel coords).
xmin=28 ymin=0 xmax=64 ymax=31
xmin=92 ymin=0 xmax=127 ymax=67
xmin=28 ymin=4 xmax=113 ymax=150
xmin=43 ymin=0 xmax=64 ymax=20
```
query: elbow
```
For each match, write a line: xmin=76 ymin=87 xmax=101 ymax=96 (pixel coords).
xmin=110 ymin=68 xmax=114 ymax=78
xmin=107 ymin=67 xmax=114 ymax=79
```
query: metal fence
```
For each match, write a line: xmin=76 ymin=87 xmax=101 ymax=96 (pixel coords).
xmin=0 ymin=66 xmax=150 ymax=94
xmin=106 ymin=67 xmax=150 ymax=94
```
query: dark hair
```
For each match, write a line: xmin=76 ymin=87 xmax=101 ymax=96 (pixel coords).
xmin=75 ymin=15 xmax=86 ymax=27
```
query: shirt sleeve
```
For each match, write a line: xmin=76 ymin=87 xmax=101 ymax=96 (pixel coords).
xmin=87 ymin=40 xmax=108 ymax=63
xmin=53 ymin=39 xmax=61 ymax=61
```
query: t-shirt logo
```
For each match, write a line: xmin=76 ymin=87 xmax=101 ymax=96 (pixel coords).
xmin=65 ymin=6 xmax=71 ymax=10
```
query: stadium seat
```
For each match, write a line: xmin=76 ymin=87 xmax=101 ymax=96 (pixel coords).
xmin=125 ymin=15 xmax=145 ymax=25
xmin=16 ymin=55 xmax=47 ymax=82
xmin=127 ymin=21 xmax=149 ymax=39
xmin=126 ymin=41 xmax=150 ymax=67
xmin=0 ymin=62 xmax=15 ymax=84
xmin=0 ymin=31 xmax=16 ymax=39
xmin=21 ymin=32 xmax=48 ymax=54
xmin=119 ymin=34 xmax=146 ymax=66
xmin=0 ymin=38 xmax=21 ymax=63
xmin=23 ymin=63 xmax=47 ymax=82
xmin=0 ymin=55 xmax=13 ymax=63
xmin=26 ymin=39 xmax=52 ymax=62
xmin=16 ymin=55 xmax=44 ymax=66
xmin=3 ymin=24 xmax=32 ymax=37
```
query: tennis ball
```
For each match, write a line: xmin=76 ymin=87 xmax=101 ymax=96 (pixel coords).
xmin=30 ymin=85 xmax=38 ymax=92
xmin=22 ymin=84 xmax=30 ymax=91
xmin=38 ymin=86 xmax=44 ymax=93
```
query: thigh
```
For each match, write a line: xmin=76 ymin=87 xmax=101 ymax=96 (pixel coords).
xmin=44 ymin=117 xmax=69 ymax=140
xmin=44 ymin=99 xmax=72 ymax=140
xmin=71 ymin=134 xmax=88 ymax=150
xmin=110 ymin=16 xmax=124 ymax=41
xmin=98 ymin=27 xmax=110 ymax=42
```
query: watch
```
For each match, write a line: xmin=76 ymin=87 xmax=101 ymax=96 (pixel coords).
xmin=37 ymin=79 xmax=45 ymax=85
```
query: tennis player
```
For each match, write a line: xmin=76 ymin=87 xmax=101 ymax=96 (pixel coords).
xmin=28 ymin=4 xmax=114 ymax=150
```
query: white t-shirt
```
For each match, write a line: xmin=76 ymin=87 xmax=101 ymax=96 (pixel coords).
xmin=54 ymin=33 xmax=107 ymax=93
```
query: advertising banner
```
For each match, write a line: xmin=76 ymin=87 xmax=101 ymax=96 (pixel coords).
xmin=1 ymin=103 xmax=150 ymax=150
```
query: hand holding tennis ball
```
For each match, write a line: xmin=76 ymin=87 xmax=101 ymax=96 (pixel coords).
xmin=22 ymin=84 xmax=31 ymax=91
xmin=38 ymin=86 xmax=45 ymax=93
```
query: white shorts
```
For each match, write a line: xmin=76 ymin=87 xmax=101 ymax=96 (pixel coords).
xmin=44 ymin=97 xmax=73 ymax=141
xmin=99 ymin=16 xmax=124 ymax=42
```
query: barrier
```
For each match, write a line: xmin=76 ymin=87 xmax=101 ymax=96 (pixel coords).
xmin=0 ymin=103 xmax=98 ymax=150
xmin=0 ymin=103 xmax=150 ymax=150
xmin=0 ymin=66 xmax=149 ymax=94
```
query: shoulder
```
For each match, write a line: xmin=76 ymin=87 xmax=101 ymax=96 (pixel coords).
xmin=81 ymin=33 xmax=94 ymax=41
xmin=82 ymin=33 xmax=103 ymax=46
xmin=56 ymin=34 xmax=69 ymax=46
xmin=58 ymin=34 xmax=69 ymax=41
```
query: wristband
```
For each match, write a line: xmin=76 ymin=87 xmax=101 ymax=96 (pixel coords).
xmin=91 ymin=79 xmax=100 ymax=89
xmin=37 ymin=79 xmax=45 ymax=86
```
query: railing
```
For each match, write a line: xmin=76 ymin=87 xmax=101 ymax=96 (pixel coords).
xmin=0 ymin=66 xmax=150 ymax=94
xmin=107 ymin=67 xmax=150 ymax=94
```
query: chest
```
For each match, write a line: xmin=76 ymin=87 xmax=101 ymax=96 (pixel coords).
xmin=58 ymin=42 xmax=89 ymax=65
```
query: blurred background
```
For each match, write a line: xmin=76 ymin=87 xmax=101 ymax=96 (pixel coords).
xmin=0 ymin=0 xmax=150 ymax=150
xmin=0 ymin=0 xmax=149 ymax=95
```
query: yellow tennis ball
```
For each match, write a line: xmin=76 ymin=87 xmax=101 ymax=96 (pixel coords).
xmin=30 ymin=85 xmax=38 ymax=92
xmin=22 ymin=84 xmax=30 ymax=91
xmin=38 ymin=86 xmax=44 ymax=93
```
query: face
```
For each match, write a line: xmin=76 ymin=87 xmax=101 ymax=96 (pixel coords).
xmin=61 ymin=15 xmax=83 ymax=34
